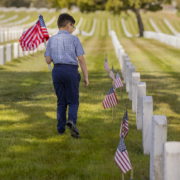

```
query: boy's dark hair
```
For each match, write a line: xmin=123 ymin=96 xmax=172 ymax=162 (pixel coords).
xmin=57 ymin=13 xmax=75 ymax=28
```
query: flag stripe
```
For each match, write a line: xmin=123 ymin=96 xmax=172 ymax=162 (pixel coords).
xmin=19 ymin=15 xmax=49 ymax=51
xmin=102 ymin=92 xmax=118 ymax=109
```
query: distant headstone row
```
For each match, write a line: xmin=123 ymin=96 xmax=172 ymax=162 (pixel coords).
xmin=121 ymin=19 xmax=132 ymax=37
xmin=0 ymin=7 xmax=56 ymax=13
xmin=0 ymin=42 xmax=45 ymax=66
xmin=0 ymin=29 xmax=23 ymax=43
xmin=0 ymin=7 xmax=79 ymax=13
xmin=1 ymin=15 xmax=30 ymax=27
xmin=0 ymin=15 xmax=56 ymax=43
xmin=143 ymin=31 xmax=180 ymax=49
xmin=109 ymin=24 xmax=180 ymax=180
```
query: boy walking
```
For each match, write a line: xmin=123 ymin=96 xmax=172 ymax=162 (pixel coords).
xmin=45 ymin=13 xmax=89 ymax=138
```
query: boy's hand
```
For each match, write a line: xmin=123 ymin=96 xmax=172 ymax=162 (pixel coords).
xmin=44 ymin=52 xmax=46 ymax=58
xmin=84 ymin=78 xmax=89 ymax=87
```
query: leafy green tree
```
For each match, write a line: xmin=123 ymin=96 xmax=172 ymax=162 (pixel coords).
xmin=48 ymin=0 xmax=171 ymax=36
xmin=105 ymin=0 xmax=171 ymax=36
xmin=48 ymin=0 xmax=76 ymax=9
xmin=0 ymin=0 xmax=31 ymax=7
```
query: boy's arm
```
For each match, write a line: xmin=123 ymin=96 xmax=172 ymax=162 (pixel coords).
xmin=44 ymin=37 xmax=52 ymax=64
xmin=44 ymin=54 xmax=52 ymax=64
xmin=78 ymin=55 xmax=89 ymax=87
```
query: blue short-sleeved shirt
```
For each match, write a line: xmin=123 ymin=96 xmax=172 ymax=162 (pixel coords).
xmin=45 ymin=30 xmax=85 ymax=66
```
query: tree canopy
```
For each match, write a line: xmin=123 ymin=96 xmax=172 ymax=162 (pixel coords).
xmin=0 ymin=0 xmax=51 ymax=8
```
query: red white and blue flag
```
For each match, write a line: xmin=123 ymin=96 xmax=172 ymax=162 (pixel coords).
xmin=19 ymin=14 xmax=49 ymax=51
xmin=115 ymin=71 xmax=123 ymax=89
xmin=114 ymin=135 xmax=131 ymax=174
xmin=119 ymin=109 xmax=129 ymax=139
xmin=110 ymin=66 xmax=115 ymax=81
xmin=102 ymin=87 xmax=118 ymax=109
xmin=104 ymin=56 xmax=109 ymax=72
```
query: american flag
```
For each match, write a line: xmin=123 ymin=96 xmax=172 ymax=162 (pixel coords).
xmin=114 ymin=135 xmax=131 ymax=174
xmin=110 ymin=66 xmax=115 ymax=81
xmin=104 ymin=56 xmax=109 ymax=72
xmin=115 ymin=71 xmax=123 ymax=89
xmin=102 ymin=87 xmax=118 ymax=109
xmin=19 ymin=15 xmax=49 ymax=51
xmin=119 ymin=109 xmax=129 ymax=139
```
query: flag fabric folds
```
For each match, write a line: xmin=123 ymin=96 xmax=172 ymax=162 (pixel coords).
xmin=104 ymin=56 xmax=109 ymax=72
xmin=114 ymin=136 xmax=131 ymax=174
xmin=119 ymin=109 xmax=129 ymax=139
xmin=19 ymin=15 xmax=49 ymax=51
xmin=115 ymin=71 xmax=123 ymax=89
xmin=102 ymin=87 xmax=118 ymax=109
xmin=110 ymin=66 xmax=115 ymax=81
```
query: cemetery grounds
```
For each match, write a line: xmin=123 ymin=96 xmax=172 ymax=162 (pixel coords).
xmin=0 ymin=9 xmax=180 ymax=179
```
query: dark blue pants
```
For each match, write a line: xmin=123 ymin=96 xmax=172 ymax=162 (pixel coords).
xmin=52 ymin=64 xmax=81 ymax=132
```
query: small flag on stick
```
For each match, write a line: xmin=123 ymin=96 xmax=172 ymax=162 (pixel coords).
xmin=102 ymin=87 xmax=118 ymax=109
xmin=114 ymin=135 xmax=131 ymax=174
xmin=104 ymin=55 xmax=109 ymax=72
xmin=19 ymin=14 xmax=51 ymax=70
xmin=19 ymin=14 xmax=49 ymax=51
xmin=115 ymin=71 xmax=123 ymax=89
xmin=110 ymin=66 xmax=115 ymax=81
xmin=119 ymin=109 xmax=129 ymax=139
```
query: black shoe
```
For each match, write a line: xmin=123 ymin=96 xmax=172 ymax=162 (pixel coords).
xmin=57 ymin=131 xmax=65 ymax=135
xmin=66 ymin=120 xmax=79 ymax=139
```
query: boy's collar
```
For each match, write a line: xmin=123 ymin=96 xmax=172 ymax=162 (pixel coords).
xmin=58 ymin=30 xmax=70 ymax=34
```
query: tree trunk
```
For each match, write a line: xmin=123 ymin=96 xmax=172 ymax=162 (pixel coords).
xmin=133 ymin=9 xmax=144 ymax=37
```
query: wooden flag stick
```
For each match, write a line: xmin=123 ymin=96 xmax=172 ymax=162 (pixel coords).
xmin=115 ymin=88 xmax=116 ymax=109
xmin=120 ymin=87 xmax=122 ymax=99
xmin=112 ymin=106 xmax=113 ymax=124
xmin=130 ymin=167 xmax=133 ymax=180
xmin=122 ymin=173 xmax=124 ymax=180
xmin=44 ymin=38 xmax=52 ymax=71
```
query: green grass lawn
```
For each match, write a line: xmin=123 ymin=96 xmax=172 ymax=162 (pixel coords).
xmin=0 ymin=11 xmax=180 ymax=180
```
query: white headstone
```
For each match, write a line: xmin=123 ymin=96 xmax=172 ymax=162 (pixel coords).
xmin=4 ymin=31 xmax=8 ymax=42
xmin=6 ymin=44 xmax=12 ymax=62
xmin=128 ymin=65 xmax=135 ymax=100
xmin=150 ymin=115 xmax=167 ymax=180
xmin=132 ymin=72 xmax=140 ymax=113
xmin=34 ymin=48 xmax=37 ymax=53
xmin=117 ymin=45 xmax=122 ymax=60
xmin=38 ymin=45 xmax=41 ymax=51
xmin=121 ymin=53 xmax=128 ymax=73
xmin=19 ymin=44 xmax=24 ymax=57
xmin=29 ymin=50 xmax=33 ymax=54
xmin=24 ymin=50 xmax=29 ymax=56
xmin=163 ymin=142 xmax=180 ymax=180
xmin=126 ymin=62 xmax=132 ymax=92
xmin=11 ymin=31 xmax=14 ymax=40
xmin=142 ymin=96 xmax=153 ymax=155
xmin=0 ymin=45 xmax=5 ymax=65
xmin=14 ymin=43 xmax=19 ymax=59
xmin=119 ymin=49 xmax=124 ymax=66
xmin=123 ymin=57 xmax=130 ymax=81
xmin=8 ymin=30 xmax=11 ymax=41
xmin=0 ymin=31 xmax=4 ymax=43
xmin=14 ymin=30 xmax=17 ymax=40
xmin=136 ymin=82 xmax=146 ymax=130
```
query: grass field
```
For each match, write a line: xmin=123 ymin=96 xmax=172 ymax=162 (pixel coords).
xmin=0 ymin=10 xmax=180 ymax=180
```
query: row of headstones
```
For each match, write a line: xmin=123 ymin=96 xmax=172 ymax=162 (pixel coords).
xmin=110 ymin=29 xmax=180 ymax=180
xmin=144 ymin=31 xmax=180 ymax=49
xmin=0 ymin=29 xmax=23 ymax=43
xmin=0 ymin=42 xmax=45 ymax=65
xmin=0 ymin=7 xmax=56 ymax=13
